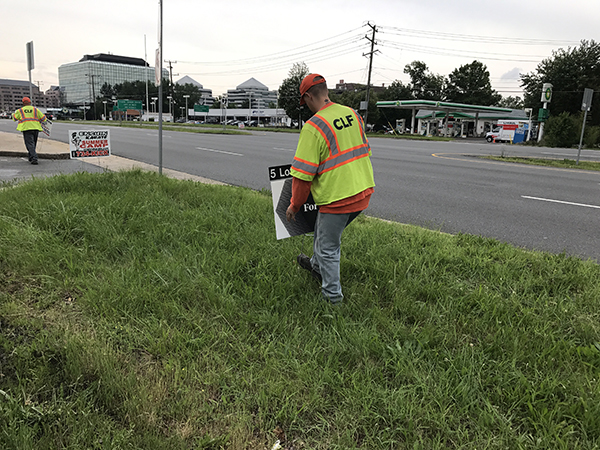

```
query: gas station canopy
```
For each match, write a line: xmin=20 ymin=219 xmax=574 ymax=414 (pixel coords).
xmin=376 ymin=100 xmax=526 ymax=135
xmin=376 ymin=99 xmax=512 ymax=115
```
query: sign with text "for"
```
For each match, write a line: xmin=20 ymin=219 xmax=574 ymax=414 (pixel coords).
xmin=269 ymin=164 xmax=317 ymax=240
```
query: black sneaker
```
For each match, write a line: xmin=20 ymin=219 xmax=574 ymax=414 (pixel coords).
xmin=297 ymin=253 xmax=322 ymax=283
xmin=31 ymin=160 xmax=38 ymax=165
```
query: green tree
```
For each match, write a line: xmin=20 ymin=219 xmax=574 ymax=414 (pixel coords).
xmin=279 ymin=62 xmax=312 ymax=126
xmin=520 ymin=40 xmax=600 ymax=126
xmin=404 ymin=61 xmax=444 ymax=100
xmin=444 ymin=61 xmax=501 ymax=105
xmin=498 ymin=96 xmax=524 ymax=109
xmin=375 ymin=80 xmax=413 ymax=130
xmin=542 ymin=111 xmax=579 ymax=148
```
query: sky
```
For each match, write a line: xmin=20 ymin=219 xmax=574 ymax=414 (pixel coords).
xmin=1 ymin=0 xmax=598 ymax=99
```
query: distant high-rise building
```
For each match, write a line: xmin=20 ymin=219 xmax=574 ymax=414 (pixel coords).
xmin=58 ymin=53 xmax=168 ymax=105
xmin=226 ymin=78 xmax=278 ymax=109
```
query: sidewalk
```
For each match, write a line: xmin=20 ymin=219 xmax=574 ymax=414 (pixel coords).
xmin=0 ymin=131 xmax=226 ymax=185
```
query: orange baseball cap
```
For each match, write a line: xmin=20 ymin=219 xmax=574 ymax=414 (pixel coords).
xmin=22 ymin=97 xmax=31 ymax=104
xmin=299 ymin=74 xmax=326 ymax=105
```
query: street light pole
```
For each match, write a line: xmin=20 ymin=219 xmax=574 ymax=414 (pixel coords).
xmin=183 ymin=94 xmax=190 ymax=122
xmin=103 ymin=101 xmax=107 ymax=120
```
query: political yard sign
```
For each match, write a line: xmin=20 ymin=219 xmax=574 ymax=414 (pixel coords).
xmin=269 ymin=164 xmax=317 ymax=240
xmin=69 ymin=130 xmax=111 ymax=159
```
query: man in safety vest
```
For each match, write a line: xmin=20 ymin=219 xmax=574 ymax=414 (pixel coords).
xmin=12 ymin=97 xmax=47 ymax=164
xmin=286 ymin=74 xmax=375 ymax=304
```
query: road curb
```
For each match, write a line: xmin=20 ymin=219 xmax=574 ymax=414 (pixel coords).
xmin=0 ymin=150 xmax=70 ymax=160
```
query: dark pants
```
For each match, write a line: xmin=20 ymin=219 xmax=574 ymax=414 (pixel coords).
xmin=22 ymin=130 xmax=39 ymax=162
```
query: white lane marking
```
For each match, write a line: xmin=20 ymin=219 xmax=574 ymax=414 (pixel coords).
xmin=196 ymin=147 xmax=243 ymax=156
xmin=522 ymin=195 xmax=600 ymax=209
xmin=273 ymin=147 xmax=295 ymax=152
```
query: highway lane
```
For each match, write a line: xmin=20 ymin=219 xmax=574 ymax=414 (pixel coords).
xmin=2 ymin=120 xmax=599 ymax=261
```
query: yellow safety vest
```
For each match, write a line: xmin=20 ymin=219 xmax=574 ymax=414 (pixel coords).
xmin=291 ymin=102 xmax=375 ymax=205
xmin=13 ymin=106 xmax=45 ymax=132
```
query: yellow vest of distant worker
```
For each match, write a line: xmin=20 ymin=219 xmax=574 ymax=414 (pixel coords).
xmin=291 ymin=102 xmax=375 ymax=205
xmin=13 ymin=106 xmax=45 ymax=132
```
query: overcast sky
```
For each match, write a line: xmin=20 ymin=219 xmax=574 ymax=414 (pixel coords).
xmin=1 ymin=0 xmax=597 ymax=99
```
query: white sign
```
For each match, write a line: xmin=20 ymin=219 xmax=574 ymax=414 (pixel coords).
xmin=41 ymin=120 xmax=52 ymax=137
xmin=155 ymin=48 xmax=161 ymax=86
xmin=541 ymin=83 xmax=553 ymax=103
xmin=269 ymin=164 xmax=317 ymax=240
xmin=69 ymin=130 xmax=111 ymax=159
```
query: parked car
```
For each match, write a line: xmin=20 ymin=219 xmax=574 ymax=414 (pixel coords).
xmin=0 ymin=112 xmax=10 ymax=119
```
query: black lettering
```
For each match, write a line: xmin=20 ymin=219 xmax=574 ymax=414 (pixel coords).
xmin=333 ymin=118 xmax=343 ymax=130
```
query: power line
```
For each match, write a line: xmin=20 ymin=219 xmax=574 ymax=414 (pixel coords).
xmin=379 ymin=26 xmax=579 ymax=47
xmin=379 ymin=41 xmax=543 ymax=63
xmin=179 ymin=25 xmax=368 ymax=66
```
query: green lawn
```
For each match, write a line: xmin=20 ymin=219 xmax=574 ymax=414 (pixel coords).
xmin=485 ymin=155 xmax=600 ymax=171
xmin=1 ymin=171 xmax=599 ymax=449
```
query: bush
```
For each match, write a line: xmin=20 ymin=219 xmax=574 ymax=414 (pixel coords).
xmin=584 ymin=125 xmax=600 ymax=148
xmin=542 ymin=111 xmax=579 ymax=148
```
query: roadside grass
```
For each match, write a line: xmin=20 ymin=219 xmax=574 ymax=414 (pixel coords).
xmin=1 ymin=170 xmax=599 ymax=449
xmin=57 ymin=120 xmax=453 ymax=140
xmin=55 ymin=120 xmax=251 ymax=135
xmin=485 ymin=155 xmax=600 ymax=171
xmin=365 ymin=133 xmax=452 ymax=142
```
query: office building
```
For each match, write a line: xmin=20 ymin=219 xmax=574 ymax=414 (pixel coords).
xmin=58 ymin=53 xmax=169 ymax=105
xmin=0 ymin=79 xmax=62 ymax=112
xmin=226 ymin=78 xmax=278 ymax=109
xmin=176 ymin=75 xmax=214 ymax=106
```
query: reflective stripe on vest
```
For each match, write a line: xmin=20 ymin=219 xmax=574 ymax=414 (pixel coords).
xmin=17 ymin=107 xmax=41 ymax=124
xmin=292 ymin=110 xmax=371 ymax=177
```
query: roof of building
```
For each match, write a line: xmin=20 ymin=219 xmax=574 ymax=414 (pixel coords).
xmin=0 ymin=79 xmax=36 ymax=88
xmin=177 ymin=76 xmax=203 ymax=88
xmin=79 ymin=53 xmax=148 ymax=67
xmin=236 ymin=78 xmax=269 ymax=91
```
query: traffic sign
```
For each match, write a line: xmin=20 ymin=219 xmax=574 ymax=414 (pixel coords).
xmin=117 ymin=99 xmax=143 ymax=111
xmin=581 ymin=88 xmax=594 ymax=112
xmin=194 ymin=105 xmax=209 ymax=112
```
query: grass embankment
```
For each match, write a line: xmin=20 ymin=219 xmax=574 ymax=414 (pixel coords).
xmin=57 ymin=120 xmax=453 ymax=140
xmin=485 ymin=155 xmax=600 ymax=171
xmin=55 ymin=120 xmax=252 ymax=135
xmin=1 ymin=171 xmax=599 ymax=449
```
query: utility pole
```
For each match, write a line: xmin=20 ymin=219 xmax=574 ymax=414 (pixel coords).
xmin=363 ymin=22 xmax=378 ymax=127
xmin=164 ymin=59 xmax=178 ymax=117
xmin=85 ymin=73 xmax=101 ymax=120
xmin=164 ymin=60 xmax=178 ymax=92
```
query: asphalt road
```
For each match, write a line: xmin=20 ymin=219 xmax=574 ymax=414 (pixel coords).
xmin=2 ymin=120 xmax=599 ymax=261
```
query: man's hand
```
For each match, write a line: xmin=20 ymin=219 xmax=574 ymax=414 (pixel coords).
xmin=286 ymin=205 xmax=296 ymax=222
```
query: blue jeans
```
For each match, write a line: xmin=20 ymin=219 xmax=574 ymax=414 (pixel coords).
xmin=311 ymin=210 xmax=361 ymax=303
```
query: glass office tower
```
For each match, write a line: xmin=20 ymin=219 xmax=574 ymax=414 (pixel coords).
xmin=59 ymin=54 xmax=169 ymax=105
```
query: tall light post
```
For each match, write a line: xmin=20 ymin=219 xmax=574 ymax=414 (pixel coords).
xmin=183 ymin=94 xmax=190 ymax=122
xmin=102 ymin=101 xmax=107 ymax=120
xmin=151 ymin=97 xmax=158 ymax=113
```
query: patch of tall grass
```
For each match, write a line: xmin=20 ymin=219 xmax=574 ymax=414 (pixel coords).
xmin=0 ymin=170 xmax=598 ymax=449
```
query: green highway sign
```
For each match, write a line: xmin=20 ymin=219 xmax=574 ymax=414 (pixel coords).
xmin=194 ymin=105 xmax=209 ymax=112
xmin=117 ymin=100 xmax=143 ymax=111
